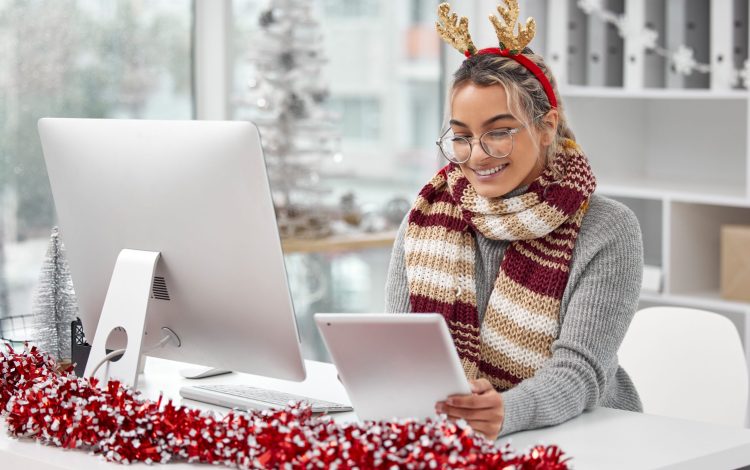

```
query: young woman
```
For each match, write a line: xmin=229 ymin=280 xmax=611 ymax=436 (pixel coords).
xmin=385 ymin=2 xmax=643 ymax=440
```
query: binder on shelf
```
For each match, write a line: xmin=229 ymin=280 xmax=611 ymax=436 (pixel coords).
xmin=711 ymin=0 xmax=735 ymax=90
xmin=580 ymin=0 xmax=626 ymax=87
xmin=665 ymin=0 xmax=710 ymax=89
xmin=625 ymin=0 xmax=667 ymax=89
xmin=733 ymin=0 xmax=748 ymax=90
xmin=623 ymin=0 xmax=646 ymax=89
xmin=605 ymin=0 xmax=625 ymax=87
xmin=643 ymin=0 xmax=667 ymax=88
xmin=567 ymin=0 xmax=588 ymax=85
xmin=521 ymin=0 xmax=548 ymax=58
xmin=546 ymin=0 xmax=569 ymax=86
xmin=587 ymin=0 xmax=609 ymax=87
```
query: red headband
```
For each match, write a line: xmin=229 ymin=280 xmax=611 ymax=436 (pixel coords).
xmin=465 ymin=47 xmax=558 ymax=109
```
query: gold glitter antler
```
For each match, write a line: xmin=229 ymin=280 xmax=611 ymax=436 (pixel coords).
xmin=489 ymin=0 xmax=536 ymax=52
xmin=436 ymin=3 xmax=477 ymax=56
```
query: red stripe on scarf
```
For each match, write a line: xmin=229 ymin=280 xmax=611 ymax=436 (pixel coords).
xmin=502 ymin=247 xmax=572 ymax=299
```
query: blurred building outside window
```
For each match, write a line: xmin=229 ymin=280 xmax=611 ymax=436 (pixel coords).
xmin=0 ymin=0 xmax=194 ymax=344
xmin=233 ymin=0 xmax=443 ymax=360
xmin=0 ymin=0 xmax=445 ymax=362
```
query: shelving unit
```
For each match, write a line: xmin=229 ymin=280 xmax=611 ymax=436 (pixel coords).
xmin=535 ymin=0 xmax=750 ymax=421
xmin=561 ymin=83 xmax=750 ymax=315
xmin=562 ymin=86 xmax=750 ymax=341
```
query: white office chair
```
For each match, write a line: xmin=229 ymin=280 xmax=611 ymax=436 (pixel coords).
xmin=618 ymin=306 xmax=748 ymax=427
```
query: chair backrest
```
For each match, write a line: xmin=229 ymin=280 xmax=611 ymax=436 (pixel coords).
xmin=618 ymin=306 xmax=748 ymax=427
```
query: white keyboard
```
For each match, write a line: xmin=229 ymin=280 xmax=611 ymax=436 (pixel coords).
xmin=179 ymin=384 xmax=353 ymax=414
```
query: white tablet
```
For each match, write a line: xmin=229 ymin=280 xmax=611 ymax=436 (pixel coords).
xmin=314 ymin=313 xmax=472 ymax=421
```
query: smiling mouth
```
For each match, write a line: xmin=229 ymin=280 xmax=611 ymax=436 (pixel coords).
xmin=473 ymin=163 xmax=509 ymax=177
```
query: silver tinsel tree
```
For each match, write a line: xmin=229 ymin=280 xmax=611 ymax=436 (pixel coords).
xmin=235 ymin=0 xmax=342 ymax=238
xmin=32 ymin=227 xmax=79 ymax=360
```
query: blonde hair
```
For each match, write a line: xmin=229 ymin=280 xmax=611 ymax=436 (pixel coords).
xmin=444 ymin=49 xmax=574 ymax=168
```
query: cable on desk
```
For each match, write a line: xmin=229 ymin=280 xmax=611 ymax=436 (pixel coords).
xmin=89 ymin=327 xmax=181 ymax=379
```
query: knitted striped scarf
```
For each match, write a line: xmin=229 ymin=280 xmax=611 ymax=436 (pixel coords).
xmin=405 ymin=138 xmax=596 ymax=391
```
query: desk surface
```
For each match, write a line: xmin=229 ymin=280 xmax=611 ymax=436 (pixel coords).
xmin=3 ymin=357 xmax=750 ymax=469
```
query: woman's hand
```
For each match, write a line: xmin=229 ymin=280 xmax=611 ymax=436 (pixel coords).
xmin=435 ymin=378 xmax=505 ymax=440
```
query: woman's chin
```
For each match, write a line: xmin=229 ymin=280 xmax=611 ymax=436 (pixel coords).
xmin=462 ymin=166 xmax=525 ymax=199
xmin=471 ymin=180 xmax=519 ymax=198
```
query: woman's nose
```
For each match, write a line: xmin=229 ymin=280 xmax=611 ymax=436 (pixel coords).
xmin=469 ymin=139 xmax=487 ymax=163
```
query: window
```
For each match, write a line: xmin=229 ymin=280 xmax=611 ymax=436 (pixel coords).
xmin=0 ymin=0 xmax=194 ymax=343
xmin=323 ymin=0 xmax=379 ymax=18
xmin=327 ymin=97 xmax=381 ymax=141
xmin=232 ymin=0 xmax=443 ymax=360
xmin=410 ymin=0 xmax=434 ymax=24
xmin=232 ymin=0 xmax=442 ymax=198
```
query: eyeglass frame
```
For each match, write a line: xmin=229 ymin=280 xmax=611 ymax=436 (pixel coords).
xmin=435 ymin=113 xmax=547 ymax=164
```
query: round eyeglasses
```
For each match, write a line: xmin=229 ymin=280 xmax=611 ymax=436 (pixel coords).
xmin=436 ymin=119 xmax=537 ymax=164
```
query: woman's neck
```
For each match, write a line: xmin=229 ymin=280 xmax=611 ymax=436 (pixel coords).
xmin=503 ymin=184 xmax=529 ymax=198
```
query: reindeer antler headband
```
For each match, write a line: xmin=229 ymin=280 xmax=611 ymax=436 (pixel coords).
xmin=436 ymin=1 xmax=557 ymax=109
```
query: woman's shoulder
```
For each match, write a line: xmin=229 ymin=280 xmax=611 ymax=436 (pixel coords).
xmin=575 ymin=193 xmax=643 ymax=255
xmin=564 ymin=193 xmax=644 ymax=307
xmin=582 ymin=193 xmax=640 ymax=236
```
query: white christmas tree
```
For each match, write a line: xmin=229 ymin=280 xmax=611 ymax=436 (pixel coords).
xmin=32 ymin=227 xmax=79 ymax=360
xmin=234 ymin=0 xmax=342 ymax=239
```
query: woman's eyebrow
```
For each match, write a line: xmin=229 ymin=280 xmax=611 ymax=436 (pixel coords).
xmin=449 ymin=113 xmax=516 ymax=128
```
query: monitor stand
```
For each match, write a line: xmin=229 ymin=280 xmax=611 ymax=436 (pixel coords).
xmin=84 ymin=249 xmax=161 ymax=388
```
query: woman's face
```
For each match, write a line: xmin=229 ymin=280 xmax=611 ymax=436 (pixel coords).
xmin=449 ymin=83 xmax=556 ymax=198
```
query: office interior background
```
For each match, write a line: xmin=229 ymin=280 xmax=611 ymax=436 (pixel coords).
xmin=2 ymin=0 xmax=750 ymax=384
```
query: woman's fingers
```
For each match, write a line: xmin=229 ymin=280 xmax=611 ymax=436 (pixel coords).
xmin=435 ymin=382 xmax=505 ymax=440
xmin=440 ymin=412 xmax=499 ymax=440
xmin=435 ymin=379 xmax=495 ymax=411
xmin=441 ymin=406 xmax=495 ymax=422
xmin=470 ymin=378 xmax=494 ymax=394
xmin=445 ymin=389 xmax=502 ymax=409
xmin=440 ymin=401 xmax=503 ymax=420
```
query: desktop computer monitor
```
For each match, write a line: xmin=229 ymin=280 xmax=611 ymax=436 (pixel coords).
xmin=38 ymin=118 xmax=306 ymax=387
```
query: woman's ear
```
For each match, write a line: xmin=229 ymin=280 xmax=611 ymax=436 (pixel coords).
xmin=540 ymin=109 xmax=559 ymax=146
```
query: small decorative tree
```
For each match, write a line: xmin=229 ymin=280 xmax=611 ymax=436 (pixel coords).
xmin=32 ymin=227 xmax=79 ymax=361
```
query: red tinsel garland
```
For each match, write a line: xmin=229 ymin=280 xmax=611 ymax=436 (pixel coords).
xmin=0 ymin=344 xmax=570 ymax=469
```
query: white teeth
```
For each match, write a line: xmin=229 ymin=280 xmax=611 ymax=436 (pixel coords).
xmin=475 ymin=163 xmax=508 ymax=176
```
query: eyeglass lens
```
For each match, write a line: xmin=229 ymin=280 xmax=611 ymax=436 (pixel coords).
xmin=441 ymin=130 xmax=513 ymax=163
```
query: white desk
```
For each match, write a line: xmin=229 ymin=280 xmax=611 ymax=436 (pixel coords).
xmin=3 ymin=357 xmax=750 ymax=469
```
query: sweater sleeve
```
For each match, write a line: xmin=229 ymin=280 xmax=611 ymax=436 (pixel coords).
xmin=385 ymin=214 xmax=412 ymax=313
xmin=498 ymin=207 xmax=644 ymax=437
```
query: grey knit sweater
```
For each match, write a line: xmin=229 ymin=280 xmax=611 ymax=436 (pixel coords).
xmin=385 ymin=191 xmax=644 ymax=437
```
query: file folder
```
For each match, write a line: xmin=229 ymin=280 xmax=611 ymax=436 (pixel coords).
xmin=711 ymin=0 xmax=735 ymax=90
xmin=581 ymin=0 xmax=625 ymax=87
xmin=625 ymin=0 xmax=667 ymax=89
xmin=568 ymin=0 xmax=588 ymax=85
xmin=732 ymin=0 xmax=748 ymax=89
xmin=643 ymin=0 xmax=667 ymax=88
xmin=546 ymin=0 xmax=569 ymax=86
xmin=665 ymin=0 xmax=710 ymax=89
xmin=521 ymin=0 xmax=548 ymax=58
